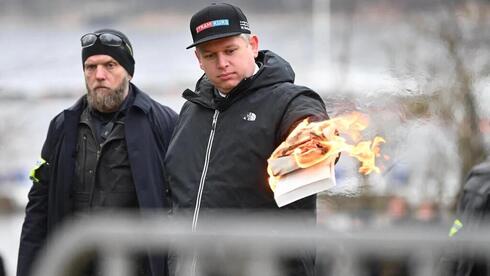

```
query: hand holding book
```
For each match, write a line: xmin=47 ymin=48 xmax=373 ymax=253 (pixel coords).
xmin=267 ymin=113 xmax=385 ymax=207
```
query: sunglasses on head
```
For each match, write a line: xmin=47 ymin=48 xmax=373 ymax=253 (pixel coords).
xmin=80 ymin=32 xmax=133 ymax=56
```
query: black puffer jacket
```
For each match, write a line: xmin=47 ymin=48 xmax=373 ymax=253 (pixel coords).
xmin=165 ymin=50 xmax=328 ymax=214
xmin=165 ymin=50 xmax=328 ymax=276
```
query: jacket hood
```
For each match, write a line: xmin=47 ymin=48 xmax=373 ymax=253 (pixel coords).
xmin=470 ymin=160 xmax=490 ymax=175
xmin=252 ymin=50 xmax=295 ymax=90
xmin=464 ymin=159 xmax=490 ymax=195
xmin=183 ymin=50 xmax=296 ymax=111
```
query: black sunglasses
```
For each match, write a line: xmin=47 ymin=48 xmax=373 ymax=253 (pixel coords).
xmin=80 ymin=32 xmax=133 ymax=56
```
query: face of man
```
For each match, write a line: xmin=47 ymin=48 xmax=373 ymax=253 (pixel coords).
xmin=195 ymin=34 xmax=259 ymax=94
xmin=84 ymin=55 xmax=131 ymax=113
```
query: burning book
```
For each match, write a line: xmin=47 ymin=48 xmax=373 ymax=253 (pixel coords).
xmin=269 ymin=156 xmax=335 ymax=207
xmin=267 ymin=112 xmax=385 ymax=207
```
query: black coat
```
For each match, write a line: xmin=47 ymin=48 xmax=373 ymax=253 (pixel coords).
xmin=17 ymin=84 xmax=177 ymax=276
xmin=165 ymin=50 xmax=328 ymax=276
xmin=453 ymin=160 xmax=490 ymax=276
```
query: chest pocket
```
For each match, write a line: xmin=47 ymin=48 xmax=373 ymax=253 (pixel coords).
xmin=98 ymin=123 xmax=135 ymax=193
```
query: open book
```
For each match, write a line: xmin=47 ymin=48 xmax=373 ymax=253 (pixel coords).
xmin=269 ymin=157 xmax=336 ymax=207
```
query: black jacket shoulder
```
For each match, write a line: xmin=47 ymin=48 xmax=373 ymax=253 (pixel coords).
xmin=464 ymin=161 xmax=490 ymax=196
xmin=131 ymin=85 xmax=178 ymax=147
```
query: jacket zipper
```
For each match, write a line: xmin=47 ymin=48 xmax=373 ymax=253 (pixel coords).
xmin=88 ymin=141 xmax=101 ymax=207
xmin=192 ymin=109 xmax=219 ymax=231
xmin=89 ymin=122 xmax=120 ymax=207
xmin=81 ymin=135 xmax=87 ymax=189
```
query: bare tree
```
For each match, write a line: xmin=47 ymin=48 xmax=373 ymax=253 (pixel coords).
xmin=392 ymin=1 xmax=490 ymax=202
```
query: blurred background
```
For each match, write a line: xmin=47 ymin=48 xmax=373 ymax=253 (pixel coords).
xmin=1 ymin=0 xmax=490 ymax=275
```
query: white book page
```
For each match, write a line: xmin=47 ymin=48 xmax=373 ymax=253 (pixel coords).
xmin=274 ymin=160 xmax=336 ymax=207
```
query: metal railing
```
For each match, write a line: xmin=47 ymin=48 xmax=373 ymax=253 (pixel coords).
xmin=31 ymin=212 xmax=490 ymax=276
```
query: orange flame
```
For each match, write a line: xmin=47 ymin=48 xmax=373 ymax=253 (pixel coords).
xmin=267 ymin=112 xmax=385 ymax=190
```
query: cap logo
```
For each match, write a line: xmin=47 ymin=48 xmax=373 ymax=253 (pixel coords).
xmin=196 ymin=19 xmax=230 ymax=33
xmin=240 ymin=21 xmax=250 ymax=31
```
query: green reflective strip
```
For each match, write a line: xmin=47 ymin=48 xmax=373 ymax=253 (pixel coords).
xmin=449 ymin=219 xmax=463 ymax=237
xmin=29 ymin=158 xmax=46 ymax=183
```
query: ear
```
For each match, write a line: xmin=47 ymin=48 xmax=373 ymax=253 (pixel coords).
xmin=249 ymin=35 xmax=259 ymax=58
xmin=195 ymin=49 xmax=204 ymax=70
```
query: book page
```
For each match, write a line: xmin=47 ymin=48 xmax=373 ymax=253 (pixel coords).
xmin=274 ymin=160 xmax=336 ymax=207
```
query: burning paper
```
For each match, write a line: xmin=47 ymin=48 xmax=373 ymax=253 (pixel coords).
xmin=268 ymin=112 xmax=385 ymax=207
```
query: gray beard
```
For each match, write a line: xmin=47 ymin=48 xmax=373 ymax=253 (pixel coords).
xmin=86 ymin=78 xmax=128 ymax=113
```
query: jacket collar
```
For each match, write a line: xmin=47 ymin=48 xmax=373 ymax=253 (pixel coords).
xmin=130 ymin=83 xmax=153 ymax=114
xmin=184 ymin=50 xmax=295 ymax=111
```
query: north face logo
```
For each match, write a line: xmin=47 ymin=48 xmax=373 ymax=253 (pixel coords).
xmin=243 ymin=112 xmax=256 ymax=121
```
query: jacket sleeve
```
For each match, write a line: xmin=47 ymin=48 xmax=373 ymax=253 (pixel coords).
xmin=274 ymin=90 xmax=329 ymax=212
xmin=148 ymin=103 xmax=178 ymax=208
xmin=150 ymin=104 xmax=178 ymax=153
xmin=278 ymin=92 xmax=328 ymax=142
xmin=17 ymin=119 xmax=57 ymax=276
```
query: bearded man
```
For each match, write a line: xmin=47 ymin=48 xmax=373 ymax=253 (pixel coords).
xmin=17 ymin=29 xmax=177 ymax=276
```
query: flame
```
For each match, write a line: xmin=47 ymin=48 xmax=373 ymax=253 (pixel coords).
xmin=267 ymin=112 xmax=385 ymax=190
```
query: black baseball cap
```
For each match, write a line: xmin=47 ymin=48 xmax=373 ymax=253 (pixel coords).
xmin=187 ymin=3 xmax=251 ymax=49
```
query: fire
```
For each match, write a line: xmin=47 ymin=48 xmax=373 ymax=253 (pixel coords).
xmin=267 ymin=112 xmax=385 ymax=191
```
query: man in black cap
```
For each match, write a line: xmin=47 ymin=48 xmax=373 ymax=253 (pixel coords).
xmin=17 ymin=28 xmax=177 ymax=276
xmin=165 ymin=3 xmax=330 ymax=276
